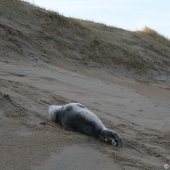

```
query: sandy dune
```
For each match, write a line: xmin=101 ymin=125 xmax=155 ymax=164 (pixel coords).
xmin=0 ymin=1 xmax=170 ymax=169
xmin=0 ymin=61 xmax=170 ymax=170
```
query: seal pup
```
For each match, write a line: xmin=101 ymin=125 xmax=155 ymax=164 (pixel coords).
xmin=48 ymin=103 xmax=124 ymax=148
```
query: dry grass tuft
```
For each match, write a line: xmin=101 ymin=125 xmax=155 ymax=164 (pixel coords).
xmin=143 ymin=26 xmax=158 ymax=37
xmin=142 ymin=26 xmax=170 ymax=47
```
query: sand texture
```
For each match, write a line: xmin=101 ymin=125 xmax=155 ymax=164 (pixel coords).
xmin=0 ymin=62 xmax=170 ymax=170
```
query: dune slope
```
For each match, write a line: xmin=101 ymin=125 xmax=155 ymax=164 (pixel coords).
xmin=0 ymin=0 xmax=170 ymax=170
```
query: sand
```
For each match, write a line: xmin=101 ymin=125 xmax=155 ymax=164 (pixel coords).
xmin=0 ymin=1 xmax=170 ymax=169
xmin=0 ymin=60 xmax=170 ymax=170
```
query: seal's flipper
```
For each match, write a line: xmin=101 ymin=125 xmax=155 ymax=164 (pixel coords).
xmin=99 ymin=129 xmax=124 ymax=148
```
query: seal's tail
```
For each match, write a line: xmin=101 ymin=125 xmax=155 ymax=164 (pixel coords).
xmin=48 ymin=105 xmax=63 ymax=122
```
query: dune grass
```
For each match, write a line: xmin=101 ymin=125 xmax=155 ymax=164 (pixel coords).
xmin=1 ymin=0 xmax=170 ymax=74
xmin=142 ymin=26 xmax=170 ymax=47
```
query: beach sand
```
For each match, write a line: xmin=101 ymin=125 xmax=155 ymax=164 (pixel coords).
xmin=0 ymin=60 xmax=169 ymax=170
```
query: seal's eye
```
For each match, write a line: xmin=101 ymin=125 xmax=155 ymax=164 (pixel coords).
xmin=65 ymin=105 xmax=73 ymax=112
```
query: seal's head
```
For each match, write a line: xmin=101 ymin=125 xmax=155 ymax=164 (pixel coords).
xmin=48 ymin=105 xmax=63 ymax=122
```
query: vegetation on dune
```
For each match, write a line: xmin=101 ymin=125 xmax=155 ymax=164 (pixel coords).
xmin=142 ymin=26 xmax=170 ymax=47
xmin=0 ymin=0 xmax=170 ymax=76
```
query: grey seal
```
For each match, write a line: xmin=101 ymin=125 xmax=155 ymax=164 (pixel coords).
xmin=48 ymin=103 xmax=124 ymax=148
